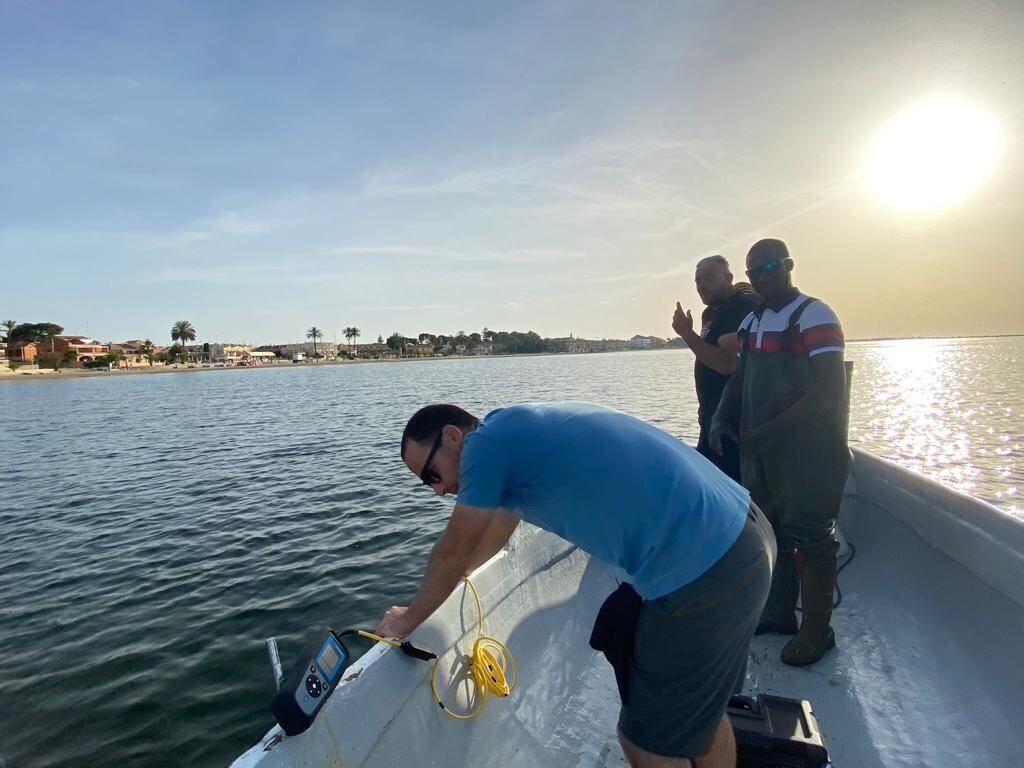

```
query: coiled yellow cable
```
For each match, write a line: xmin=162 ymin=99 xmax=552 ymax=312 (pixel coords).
xmin=357 ymin=578 xmax=516 ymax=720
xmin=429 ymin=577 xmax=517 ymax=720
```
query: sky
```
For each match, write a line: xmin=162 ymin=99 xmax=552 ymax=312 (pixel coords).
xmin=2 ymin=0 xmax=1022 ymax=346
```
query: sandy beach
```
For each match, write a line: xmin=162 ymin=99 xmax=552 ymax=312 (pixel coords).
xmin=0 ymin=352 xmax=568 ymax=383
xmin=0 ymin=359 xmax=402 ymax=383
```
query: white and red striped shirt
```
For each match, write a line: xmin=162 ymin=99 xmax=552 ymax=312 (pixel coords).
xmin=738 ymin=294 xmax=844 ymax=357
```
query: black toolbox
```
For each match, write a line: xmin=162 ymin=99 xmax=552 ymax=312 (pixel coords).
xmin=728 ymin=694 xmax=832 ymax=768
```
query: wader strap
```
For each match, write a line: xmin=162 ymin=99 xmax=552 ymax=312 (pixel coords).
xmin=740 ymin=296 xmax=818 ymax=356
xmin=787 ymin=296 xmax=817 ymax=331
xmin=780 ymin=296 xmax=818 ymax=355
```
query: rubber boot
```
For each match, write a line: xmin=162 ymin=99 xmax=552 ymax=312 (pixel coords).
xmin=755 ymin=546 xmax=798 ymax=635
xmin=781 ymin=549 xmax=837 ymax=666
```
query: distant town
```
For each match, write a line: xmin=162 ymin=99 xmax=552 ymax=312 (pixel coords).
xmin=0 ymin=319 xmax=684 ymax=376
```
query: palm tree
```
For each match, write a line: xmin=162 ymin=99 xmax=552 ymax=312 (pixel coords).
xmin=41 ymin=325 xmax=58 ymax=353
xmin=1 ymin=320 xmax=15 ymax=341
xmin=344 ymin=326 xmax=361 ymax=354
xmin=139 ymin=339 xmax=155 ymax=366
xmin=171 ymin=320 xmax=197 ymax=360
xmin=306 ymin=326 xmax=323 ymax=357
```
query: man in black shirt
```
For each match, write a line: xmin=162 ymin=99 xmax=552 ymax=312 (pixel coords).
xmin=673 ymin=255 xmax=762 ymax=480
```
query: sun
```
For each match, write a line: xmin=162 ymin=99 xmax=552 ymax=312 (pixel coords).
xmin=862 ymin=97 xmax=1001 ymax=212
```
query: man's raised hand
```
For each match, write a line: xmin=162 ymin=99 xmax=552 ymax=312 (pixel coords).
xmin=673 ymin=302 xmax=694 ymax=338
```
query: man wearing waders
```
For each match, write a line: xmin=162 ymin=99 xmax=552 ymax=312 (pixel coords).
xmin=710 ymin=238 xmax=849 ymax=666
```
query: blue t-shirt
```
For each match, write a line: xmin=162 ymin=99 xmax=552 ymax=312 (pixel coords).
xmin=457 ymin=402 xmax=750 ymax=600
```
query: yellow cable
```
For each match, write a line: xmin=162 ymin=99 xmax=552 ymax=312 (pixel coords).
xmin=355 ymin=630 xmax=401 ymax=647
xmin=429 ymin=577 xmax=517 ymax=720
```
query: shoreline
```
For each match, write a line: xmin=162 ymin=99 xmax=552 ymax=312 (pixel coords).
xmin=0 ymin=351 xmax=580 ymax=383
xmin=3 ymin=333 xmax=1021 ymax=384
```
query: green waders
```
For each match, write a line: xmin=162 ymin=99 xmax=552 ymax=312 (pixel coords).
xmin=739 ymin=304 xmax=851 ymax=666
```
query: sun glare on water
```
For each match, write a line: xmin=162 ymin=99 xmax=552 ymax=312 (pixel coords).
xmin=863 ymin=97 xmax=1001 ymax=212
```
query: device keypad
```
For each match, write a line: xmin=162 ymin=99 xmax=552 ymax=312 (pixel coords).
xmin=306 ymin=674 xmax=323 ymax=698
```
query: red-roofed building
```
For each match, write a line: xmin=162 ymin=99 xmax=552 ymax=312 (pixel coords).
xmin=8 ymin=341 xmax=39 ymax=363
xmin=50 ymin=336 xmax=109 ymax=363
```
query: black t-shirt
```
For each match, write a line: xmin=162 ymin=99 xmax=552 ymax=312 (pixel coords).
xmin=695 ymin=286 xmax=762 ymax=428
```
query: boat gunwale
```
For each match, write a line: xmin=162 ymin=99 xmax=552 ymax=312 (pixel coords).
xmin=850 ymin=448 xmax=1024 ymax=609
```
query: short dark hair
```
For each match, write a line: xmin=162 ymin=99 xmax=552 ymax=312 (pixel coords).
xmin=401 ymin=404 xmax=480 ymax=458
xmin=747 ymin=238 xmax=790 ymax=262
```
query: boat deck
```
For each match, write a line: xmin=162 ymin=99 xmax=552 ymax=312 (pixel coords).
xmin=586 ymin=493 xmax=1024 ymax=767
xmin=234 ymin=455 xmax=1024 ymax=768
xmin=744 ymin=496 xmax=1024 ymax=767
xmin=503 ymin=494 xmax=1024 ymax=768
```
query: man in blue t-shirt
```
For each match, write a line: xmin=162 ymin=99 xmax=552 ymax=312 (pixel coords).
xmin=377 ymin=401 xmax=773 ymax=768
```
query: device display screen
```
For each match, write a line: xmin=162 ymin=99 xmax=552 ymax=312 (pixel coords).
xmin=317 ymin=642 xmax=344 ymax=679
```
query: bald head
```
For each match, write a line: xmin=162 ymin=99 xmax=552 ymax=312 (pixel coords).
xmin=746 ymin=238 xmax=794 ymax=306
xmin=747 ymin=239 xmax=790 ymax=265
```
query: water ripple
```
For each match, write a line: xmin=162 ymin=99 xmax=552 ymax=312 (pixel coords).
xmin=0 ymin=340 xmax=1020 ymax=767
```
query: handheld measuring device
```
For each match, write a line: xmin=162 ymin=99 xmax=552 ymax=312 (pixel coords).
xmin=267 ymin=580 xmax=507 ymax=736
xmin=270 ymin=629 xmax=351 ymax=736
xmin=269 ymin=627 xmax=437 ymax=736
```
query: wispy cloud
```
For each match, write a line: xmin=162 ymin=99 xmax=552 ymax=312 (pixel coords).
xmin=155 ymin=261 xmax=355 ymax=285
xmin=360 ymin=137 xmax=724 ymax=213
xmin=585 ymin=271 xmax=664 ymax=285
xmin=144 ymin=210 xmax=275 ymax=251
xmin=715 ymin=176 xmax=857 ymax=254
xmin=350 ymin=303 xmax=454 ymax=311
xmin=156 ymin=264 xmax=296 ymax=282
xmin=1 ymin=75 xmax=157 ymax=95
xmin=592 ymin=174 xmax=859 ymax=301
xmin=321 ymin=244 xmax=590 ymax=264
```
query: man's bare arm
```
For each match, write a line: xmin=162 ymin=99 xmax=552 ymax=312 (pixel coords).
xmin=684 ymin=329 xmax=738 ymax=375
xmin=377 ymin=503 xmax=493 ymax=637
xmin=673 ymin=303 xmax=738 ymax=375
xmin=466 ymin=508 xmax=520 ymax=574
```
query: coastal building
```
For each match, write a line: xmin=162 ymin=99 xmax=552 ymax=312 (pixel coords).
xmin=247 ymin=351 xmax=277 ymax=364
xmin=575 ymin=338 xmax=630 ymax=353
xmin=51 ymin=336 xmax=109 ymax=363
xmin=259 ymin=342 xmax=338 ymax=358
xmin=109 ymin=341 xmax=163 ymax=368
xmin=7 ymin=341 xmax=38 ymax=363
xmin=548 ymin=335 xmax=583 ymax=353
xmin=0 ymin=341 xmax=6 ymax=362
xmin=210 ymin=344 xmax=253 ymax=364
xmin=353 ymin=342 xmax=393 ymax=358
xmin=255 ymin=345 xmax=289 ymax=359
xmin=406 ymin=341 xmax=435 ymax=357
xmin=630 ymin=335 xmax=668 ymax=350
xmin=6 ymin=336 xmax=107 ymax=366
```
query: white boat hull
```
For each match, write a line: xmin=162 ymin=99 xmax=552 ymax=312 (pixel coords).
xmin=233 ymin=449 xmax=1024 ymax=767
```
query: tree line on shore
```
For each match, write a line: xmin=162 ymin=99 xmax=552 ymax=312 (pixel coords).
xmin=3 ymin=317 xmax=663 ymax=371
xmin=384 ymin=328 xmax=547 ymax=356
xmin=2 ymin=319 xmax=193 ymax=370
xmin=270 ymin=327 xmax=549 ymax=358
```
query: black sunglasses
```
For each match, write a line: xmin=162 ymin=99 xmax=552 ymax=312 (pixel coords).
xmin=746 ymin=259 xmax=786 ymax=279
xmin=419 ymin=430 xmax=444 ymax=486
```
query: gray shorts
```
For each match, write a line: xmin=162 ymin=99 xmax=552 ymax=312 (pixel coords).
xmin=618 ymin=504 xmax=774 ymax=758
